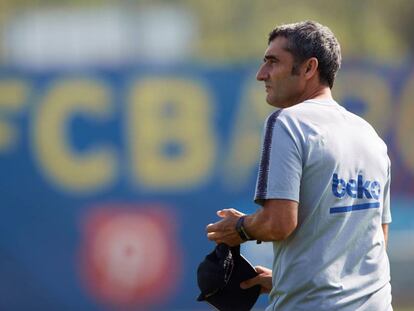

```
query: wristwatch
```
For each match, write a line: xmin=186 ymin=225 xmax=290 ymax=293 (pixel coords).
xmin=236 ymin=216 xmax=262 ymax=244
xmin=236 ymin=216 xmax=251 ymax=241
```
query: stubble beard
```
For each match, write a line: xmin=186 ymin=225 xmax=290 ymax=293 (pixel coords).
xmin=266 ymin=92 xmax=285 ymax=109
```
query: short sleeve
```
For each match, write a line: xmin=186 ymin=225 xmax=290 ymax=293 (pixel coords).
xmin=254 ymin=111 xmax=302 ymax=206
xmin=382 ymin=157 xmax=392 ymax=224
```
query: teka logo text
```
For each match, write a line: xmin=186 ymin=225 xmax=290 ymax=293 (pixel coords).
xmin=332 ymin=173 xmax=381 ymax=199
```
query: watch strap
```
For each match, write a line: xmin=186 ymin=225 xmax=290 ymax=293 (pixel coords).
xmin=236 ymin=216 xmax=252 ymax=241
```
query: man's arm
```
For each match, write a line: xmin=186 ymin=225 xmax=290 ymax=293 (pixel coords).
xmin=244 ymin=199 xmax=298 ymax=241
xmin=206 ymin=199 xmax=298 ymax=246
xmin=382 ymin=223 xmax=389 ymax=249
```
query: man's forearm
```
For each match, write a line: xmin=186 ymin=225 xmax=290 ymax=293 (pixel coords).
xmin=243 ymin=208 xmax=279 ymax=242
xmin=243 ymin=200 xmax=298 ymax=242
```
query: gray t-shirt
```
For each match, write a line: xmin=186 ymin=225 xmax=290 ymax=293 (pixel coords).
xmin=254 ymin=99 xmax=392 ymax=311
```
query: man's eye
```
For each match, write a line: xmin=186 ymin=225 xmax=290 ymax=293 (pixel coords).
xmin=263 ymin=58 xmax=277 ymax=65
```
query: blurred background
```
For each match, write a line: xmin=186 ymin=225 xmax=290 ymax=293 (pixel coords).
xmin=0 ymin=0 xmax=413 ymax=310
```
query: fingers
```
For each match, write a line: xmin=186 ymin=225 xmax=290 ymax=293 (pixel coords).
xmin=217 ymin=208 xmax=245 ymax=218
xmin=205 ymin=210 xmax=245 ymax=246
xmin=206 ymin=211 xmax=234 ymax=232
xmin=240 ymin=267 xmax=273 ymax=294
xmin=255 ymin=265 xmax=272 ymax=275
xmin=240 ymin=275 xmax=261 ymax=289
xmin=206 ymin=231 xmax=218 ymax=241
xmin=206 ymin=223 xmax=217 ymax=233
xmin=206 ymin=232 xmax=233 ymax=245
xmin=206 ymin=223 xmax=225 ymax=243
xmin=217 ymin=209 xmax=232 ymax=217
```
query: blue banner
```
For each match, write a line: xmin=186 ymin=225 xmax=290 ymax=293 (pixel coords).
xmin=0 ymin=63 xmax=413 ymax=310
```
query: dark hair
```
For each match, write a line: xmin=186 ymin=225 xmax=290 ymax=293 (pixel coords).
xmin=268 ymin=21 xmax=341 ymax=88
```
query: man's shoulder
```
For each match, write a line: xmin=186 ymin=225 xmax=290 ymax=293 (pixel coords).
xmin=275 ymin=101 xmax=320 ymax=124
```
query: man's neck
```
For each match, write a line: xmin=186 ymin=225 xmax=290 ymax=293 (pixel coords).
xmin=298 ymin=85 xmax=333 ymax=103
xmin=274 ymin=85 xmax=333 ymax=109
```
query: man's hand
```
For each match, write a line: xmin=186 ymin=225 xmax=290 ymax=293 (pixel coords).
xmin=206 ymin=208 xmax=245 ymax=247
xmin=240 ymin=266 xmax=272 ymax=294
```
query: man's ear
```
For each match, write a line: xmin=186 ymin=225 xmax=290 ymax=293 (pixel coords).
xmin=304 ymin=57 xmax=318 ymax=79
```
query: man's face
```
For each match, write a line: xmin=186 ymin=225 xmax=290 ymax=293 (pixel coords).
xmin=256 ymin=36 xmax=305 ymax=108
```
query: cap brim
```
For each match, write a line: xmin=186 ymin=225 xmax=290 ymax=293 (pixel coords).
xmin=197 ymin=293 xmax=205 ymax=301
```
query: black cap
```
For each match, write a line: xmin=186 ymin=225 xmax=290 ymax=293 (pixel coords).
xmin=197 ymin=244 xmax=261 ymax=311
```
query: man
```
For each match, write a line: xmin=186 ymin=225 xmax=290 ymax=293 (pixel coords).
xmin=206 ymin=21 xmax=392 ymax=310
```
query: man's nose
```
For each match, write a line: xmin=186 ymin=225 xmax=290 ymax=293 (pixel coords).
xmin=256 ymin=65 xmax=267 ymax=81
